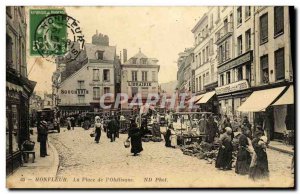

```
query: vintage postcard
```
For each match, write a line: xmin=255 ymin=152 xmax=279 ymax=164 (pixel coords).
xmin=6 ymin=6 xmax=295 ymax=189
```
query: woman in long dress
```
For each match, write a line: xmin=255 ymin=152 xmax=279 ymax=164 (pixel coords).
xmin=249 ymin=132 xmax=269 ymax=181
xmin=215 ymin=127 xmax=233 ymax=170
xmin=128 ymin=120 xmax=144 ymax=156
xmin=169 ymin=125 xmax=177 ymax=148
xmin=165 ymin=124 xmax=172 ymax=147
xmin=235 ymin=129 xmax=253 ymax=175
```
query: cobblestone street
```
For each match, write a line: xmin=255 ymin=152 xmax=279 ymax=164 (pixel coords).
xmin=48 ymin=127 xmax=294 ymax=188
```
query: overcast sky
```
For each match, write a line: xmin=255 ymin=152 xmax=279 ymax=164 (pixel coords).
xmin=26 ymin=6 xmax=207 ymax=95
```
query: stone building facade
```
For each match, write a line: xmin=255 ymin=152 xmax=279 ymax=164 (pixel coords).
xmin=6 ymin=6 xmax=36 ymax=175
xmin=121 ymin=49 xmax=160 ymax=109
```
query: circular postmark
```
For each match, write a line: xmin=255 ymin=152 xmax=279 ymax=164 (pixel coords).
xmin=34 ymin=14 xmax=85 ymax=63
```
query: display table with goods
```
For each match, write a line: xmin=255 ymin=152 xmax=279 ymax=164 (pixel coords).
xmin=179 ymin=135 xmax=239 ymax=167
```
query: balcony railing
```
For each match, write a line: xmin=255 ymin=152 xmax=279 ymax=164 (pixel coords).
xmin=215 ymin=22 xmax=233 ymax=44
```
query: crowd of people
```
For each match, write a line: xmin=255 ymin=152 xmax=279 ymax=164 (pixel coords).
xmin=214 ymin=114 xmax=269 ymax=181
xmin=37 ymin=111 xmax=272 ymax=181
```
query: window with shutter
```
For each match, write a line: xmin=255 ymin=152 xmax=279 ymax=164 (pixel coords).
xmin=206 ymin=46 xmax=209 ymax=62
xmin=237 ymin=35 xmax=243 ymax=55
xmin=199 ymin=76 xmax=202 ymax=91
xmin=6 ymin=34 xmax=13 ymax=67
xmin=237 ymin=7 xmax=242 ymax=25
xmin=260 ymin=13 xmax=268 ymax=44
xmin=225 ymin=40 xmax=230 ymax=60
xmin=209 ymin=38 xmax=214 ymax=55
xmin=245 ymin=6 xmax=251 ymax=19
xmin=245 ymin=29 xmax=251 ymax=51
xmin=260 ymin=55 xmax=269 ymax=84
xmin=274 ymin=6 xmax=284 ymax=36
xmin=275 ymin=48 xmax=285 ymax=80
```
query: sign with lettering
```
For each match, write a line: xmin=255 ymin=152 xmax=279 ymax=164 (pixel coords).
xmin=128 ymin=82 xmax=152 ymax=87
xmin=61 ymin=89 xmax=89 ymax=95
xmin=218 ymin=51 xmax=253 ymax=74
xmin=215 ymin=80 xmax=249 ymax=95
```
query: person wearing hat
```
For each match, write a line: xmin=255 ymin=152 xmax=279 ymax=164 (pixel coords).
xmin=107 ymin=116 xmax=118 ymax=142
xmin=38 ymin=120 xmax=49 ymax=157
xmin=215 ymin=127 xmax=234 ymax=170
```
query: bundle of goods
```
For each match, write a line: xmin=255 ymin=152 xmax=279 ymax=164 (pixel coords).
xmin=182 ymin=131 xmax=198 ymax=137
xmin=119 ymin=128 xmax=128 ymax=134
xmin=151 ymin=136 xmax=162 ymax=142
xmin=141 ymin=137 xmax=151 ymax=142
xmin=180 ymin=141 xmax=220 ymax=162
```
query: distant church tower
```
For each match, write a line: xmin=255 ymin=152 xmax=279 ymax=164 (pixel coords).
xmin=92 ymin=30 xmax=109 ymax=46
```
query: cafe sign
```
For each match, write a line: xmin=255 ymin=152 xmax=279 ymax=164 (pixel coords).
xmin=218 ymin=51 xmax=253 ymax=74
xmin=128 ymin=82 xmax=152 ymax=87
xmin=215 ymin=80 xmax=250 ymax=95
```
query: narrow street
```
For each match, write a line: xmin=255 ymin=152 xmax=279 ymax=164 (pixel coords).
xmin=48 ymin=127 xmax=294 ymax=188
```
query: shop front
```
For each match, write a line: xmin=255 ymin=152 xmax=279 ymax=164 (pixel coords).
xmin=216 ymin=80 xmax=252 ymax=122
xmin=6 ymin=74 xmax=36 ymax=175
xmin=237 ymin=84 xmax=294 ymax=142
xmin=195 ymin=91 xmax=218 ymax=114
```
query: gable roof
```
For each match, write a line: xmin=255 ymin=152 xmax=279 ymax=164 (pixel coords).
xmin=124 ymin=49 xmax=159 ymax=66
xmin=85 ymin=43 xmax=116 ymax=61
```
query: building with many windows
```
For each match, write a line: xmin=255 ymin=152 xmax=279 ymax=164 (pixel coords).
xmin=238 ymin=6 xmax=294 ymax=140
xmin=6 ymin=6 xmax=36 ymax=175
xmin=176 ymin=6 xmax=294 ymax=141
xmin=55 ymin=33 xmax=121 ymax=116
xmin=215 ymin=6 xmax=255 ymax=121
xmin=120 ymin=49 xmax=160 ymax=109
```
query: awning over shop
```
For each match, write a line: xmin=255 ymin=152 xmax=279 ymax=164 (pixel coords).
xmin=237 ymin=86 xmax=286 ymax=112
xmin=188 ymin=94 xmax=204 ymax=103
xmin=273 ymin=85 xmax=294 ymax=105
xmin=6 ymin=82 xmax=23 ymax=92
xmin=196 ymin=91 xmax=215 ymax=104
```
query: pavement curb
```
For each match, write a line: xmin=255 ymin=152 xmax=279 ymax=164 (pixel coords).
xmin=268 ymin=145 xmax=294 ymax=155
xmin=48 ymin=139 xmax=60 ymax=177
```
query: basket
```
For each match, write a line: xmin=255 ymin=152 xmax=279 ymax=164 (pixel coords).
xmin=23 ymin=140 xmax=35 ymax=151
xmin=124 ymin=139 xmax=130 ymax=148
xmin=90 ymin=132 xmax=95 ymax=137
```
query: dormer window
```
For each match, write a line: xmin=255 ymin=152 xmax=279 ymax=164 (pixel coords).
xmin=95 ymin=50 xmax=104 ymax=60
xmin=141 ymin=58 xmax=147 ymax=65
xmin=132 ymin=58 xmax=137 ymax=64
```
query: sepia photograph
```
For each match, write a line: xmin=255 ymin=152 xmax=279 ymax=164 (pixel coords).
xmin=5 ymin=5 xmax=295 ymax=189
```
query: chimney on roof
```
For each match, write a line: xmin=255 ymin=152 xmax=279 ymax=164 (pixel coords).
xmin=123 ymin=49 xmax=127 ymax=63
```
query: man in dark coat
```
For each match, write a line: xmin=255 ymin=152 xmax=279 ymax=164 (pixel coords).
xmin=107 ymin=117 xmax=118 ymax=142
xmin=38 ymin=120 xmax=49 ymax=157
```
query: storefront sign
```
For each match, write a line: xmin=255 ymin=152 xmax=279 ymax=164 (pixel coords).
xmin=215 ymin=80 xmax=249 ymax=95
xmin=128 ymin=82 xmax=152 ymax=87
xmin=218 ymin=51 xmax=253 ymax=73
xmin=61 ymin=89 xmax=89 ymax=94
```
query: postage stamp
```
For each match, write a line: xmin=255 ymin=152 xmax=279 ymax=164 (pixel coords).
xmin=30 ymin=9 xmax=85 ymax=63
